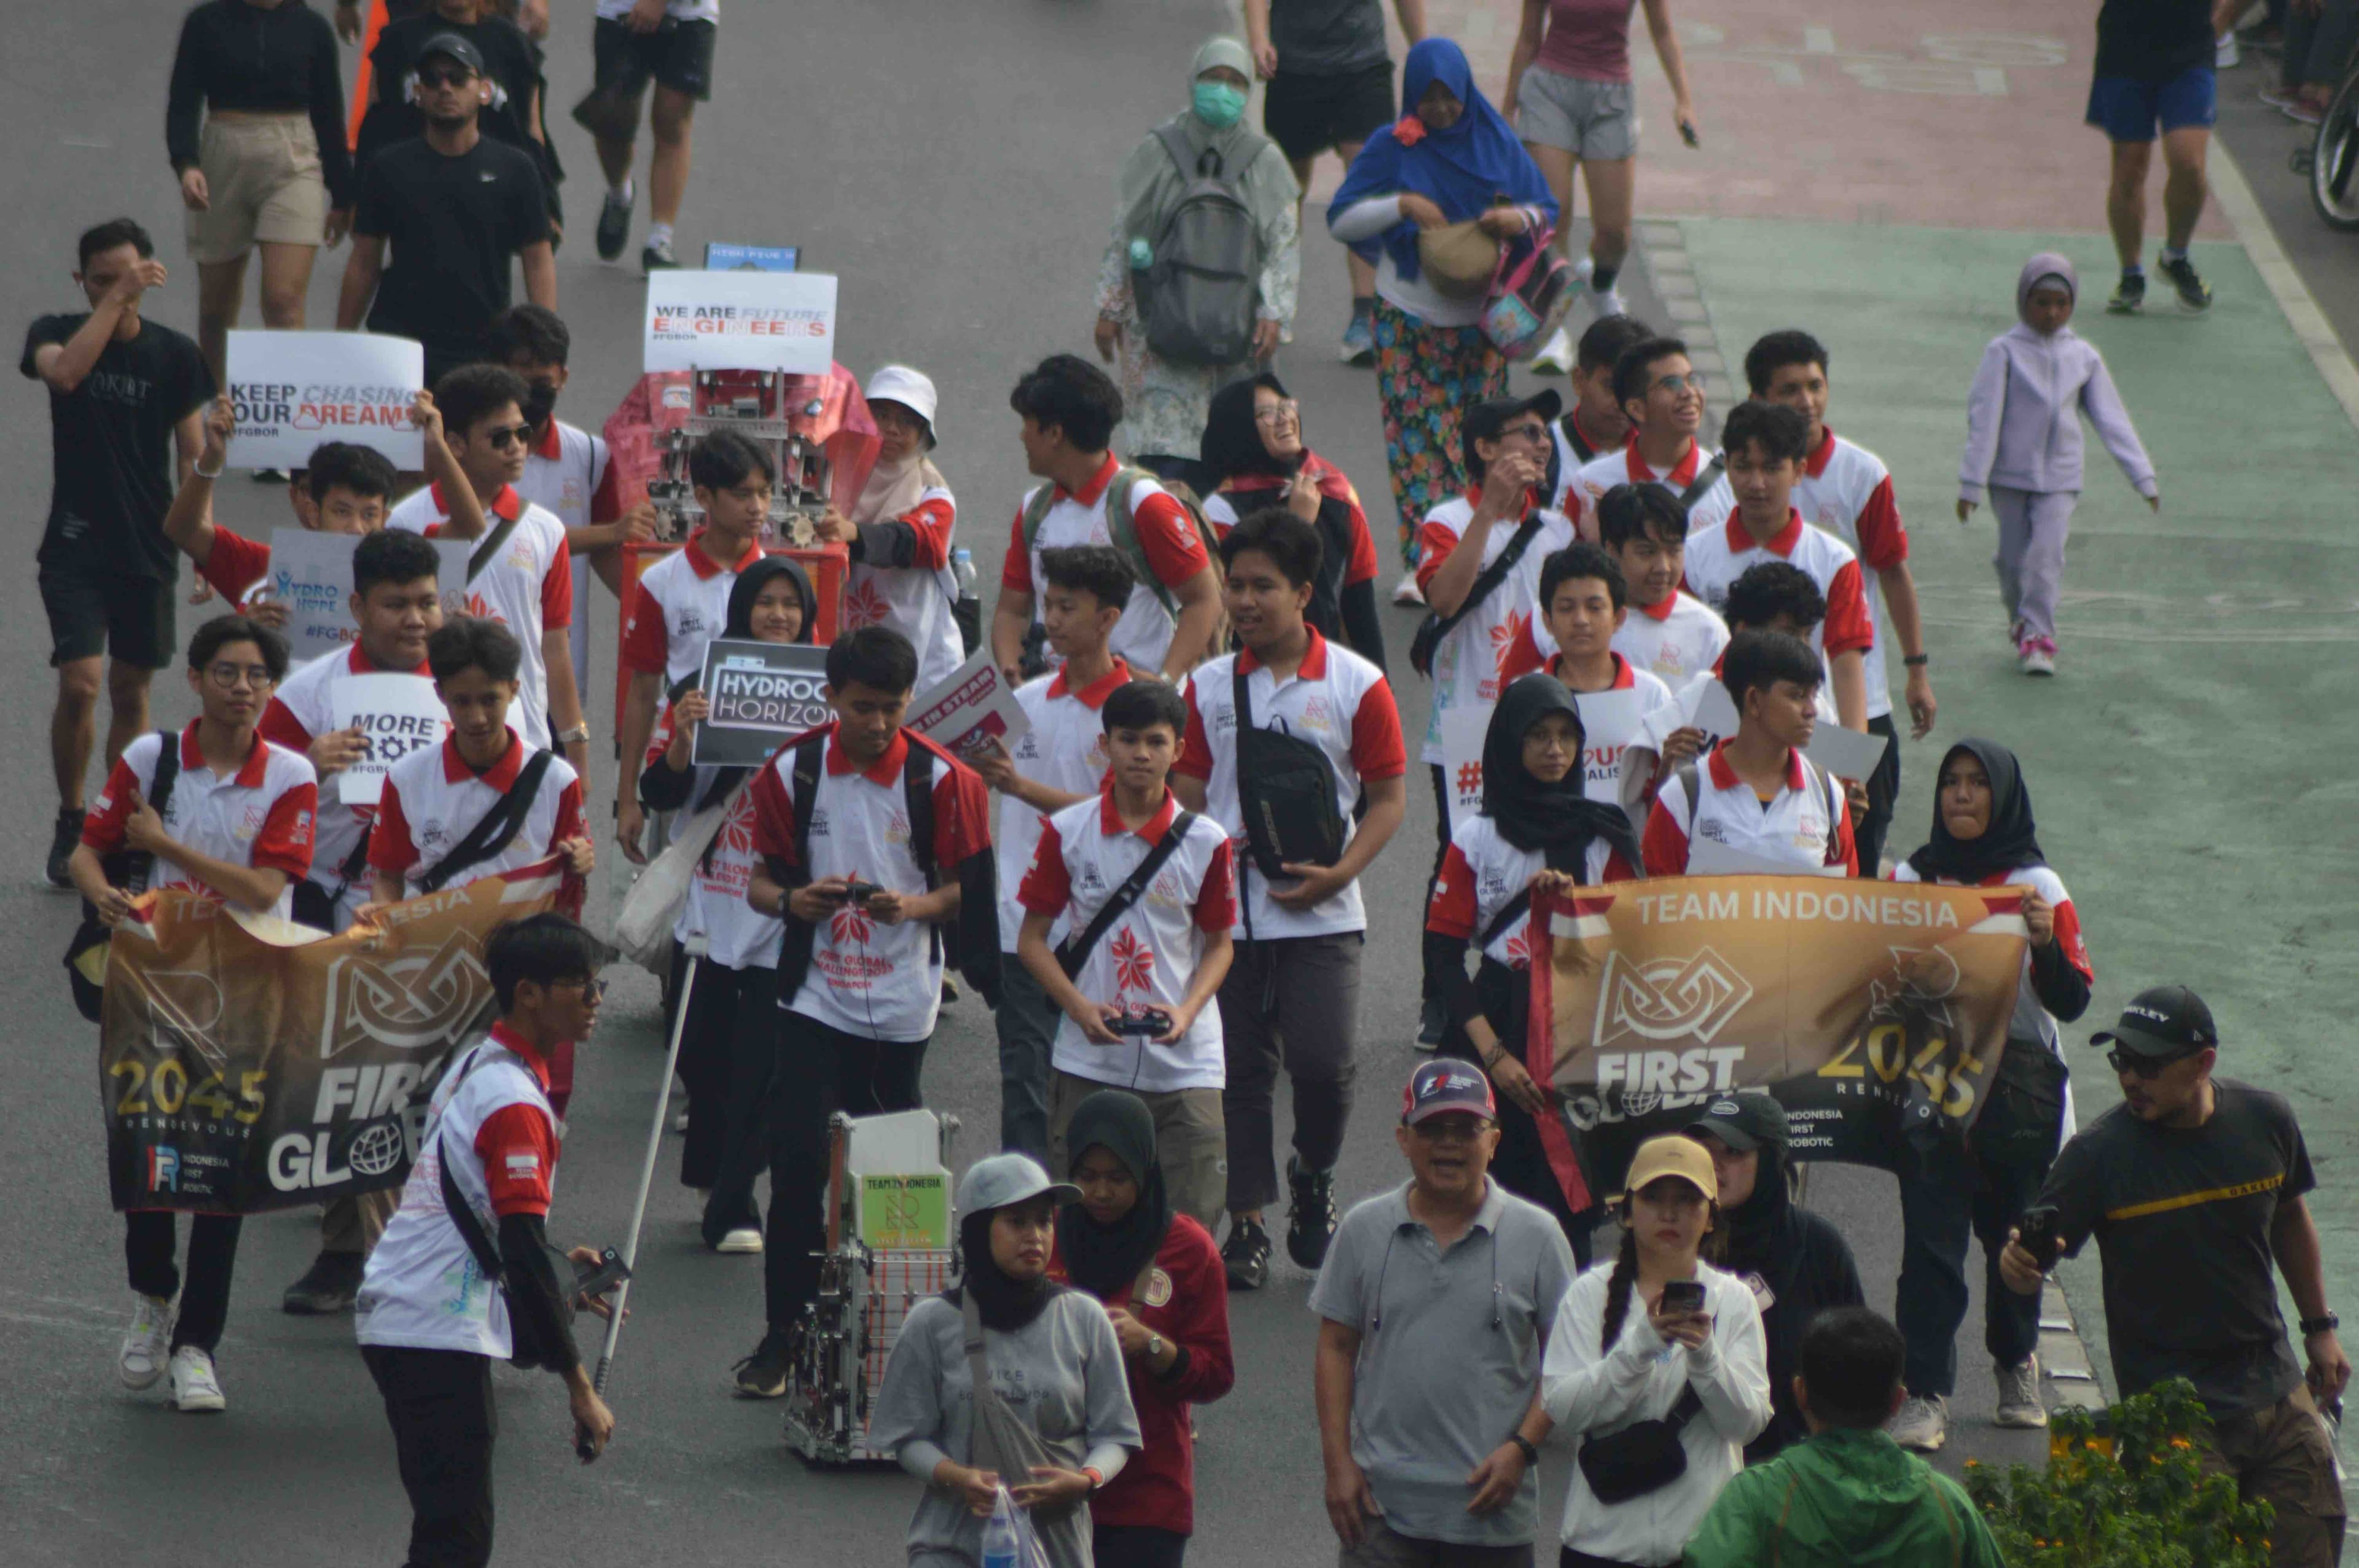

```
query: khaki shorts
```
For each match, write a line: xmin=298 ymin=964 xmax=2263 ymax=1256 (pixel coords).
xmin=1047 ymin=1069 xmax=1227 ymax=1228
xmin=1514 ymin=66 xmax=1638 ymax=161
xmin=186 ymin=114 xmax=327 ymax=263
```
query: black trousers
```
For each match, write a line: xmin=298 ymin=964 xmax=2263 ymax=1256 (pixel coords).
xmin=700 ymin=961 xmax=783 ymax=1239
xmin=1095 ymin=1523 xmax=1189 ymax=1567
xmin=1420 ymin=764 xmax=1457 ymax=1004
xmin=1459 ymin=959 xmax=1598 ymax=1271
xmin=362 ymin=1345 xmax=498 ymax=1568
xmin=1856 ymin=712 xmax=1902 ymax=876
xmin=124 ymin=1210 xmax=241 ymax=1353
xmin=673 ymin=954 xmax=780 ymax=1209
xmin=762 ymin=1011 xmax=929 ymax=1330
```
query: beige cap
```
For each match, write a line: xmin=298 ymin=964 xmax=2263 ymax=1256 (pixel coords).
xmin=1621 ymin=1133 xmax=1719 ymax=1203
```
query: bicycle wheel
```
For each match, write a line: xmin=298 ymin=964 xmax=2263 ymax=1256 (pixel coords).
xmin=2310 ymin=70 xmax=2359 ymax=232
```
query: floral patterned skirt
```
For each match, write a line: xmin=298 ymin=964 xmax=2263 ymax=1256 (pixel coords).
xmin=1372 ymin=297 xmax=1509 ymax=569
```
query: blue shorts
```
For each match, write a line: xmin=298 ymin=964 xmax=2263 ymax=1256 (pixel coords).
xmin=2086 ymin=66 xmax=2217 ymax=142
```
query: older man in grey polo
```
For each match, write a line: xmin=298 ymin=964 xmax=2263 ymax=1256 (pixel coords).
xmin=1311 ymin=1059 xmax=1577 ymax=1568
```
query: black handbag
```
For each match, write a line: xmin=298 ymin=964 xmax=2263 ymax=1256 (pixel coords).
xmin=64 ymin=730 xmax=181 ymax=1022
xmin=1974 ymin=1038 xmax=2069 ymax=1168
xmin=1232 ymin=661 xmax=1344 ymax=880
xmin=1576 ymin=1386 xmax=1703 ymax=1504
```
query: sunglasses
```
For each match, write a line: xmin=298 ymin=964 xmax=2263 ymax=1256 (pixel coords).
xmin=1652 ymin=372 xmax=1708 ymax=397
xmin=480 ymin=424 xmax=531 ymax=450
xmin=555 ymin=976 xmax=608 ymax=1002
xmin=2107 ymin=1047 xmax=2197 ymax=1078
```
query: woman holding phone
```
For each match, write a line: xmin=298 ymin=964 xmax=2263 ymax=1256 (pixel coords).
xmin=1541 ymin=1135 xmax=1769 ymax=1568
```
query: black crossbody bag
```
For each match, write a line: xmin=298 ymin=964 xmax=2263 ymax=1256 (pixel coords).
xmin=1232 ymin=661 xmax=1345 ymax=881
xmin=415 ymin=751 xmax=557 ymax=894
xmin=1053 ymin=809 xmax=1199 ymax=977
xmin=1578 ymin=1385 xmax=1704 ymax=1503
xmin=65 ymin=731 xmax=182 ymax=1021
xmin=1408 ymin=509 xmax=1547 ymax=677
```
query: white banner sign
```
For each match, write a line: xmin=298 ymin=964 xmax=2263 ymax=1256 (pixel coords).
xmin=265 ymin=531 xmax=472 ymax=663
xmin=907 ymin=650 xmax=1030 ymax=765
xmin=643 ymin=270 xmax=837 ymax=373
xmin=329 ymin=673 xmax=450 ymax=807
xmin=227 ymin=331 xmax=423 ymax=469
xmin=1684 ymin=678 xmax=1889 ymax=780
xmin=1439 ymin=707 xmax=1489 ymax=835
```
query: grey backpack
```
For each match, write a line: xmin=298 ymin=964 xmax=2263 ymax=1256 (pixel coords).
xmin=1138 ymin=124 xmax=1267 ymax=366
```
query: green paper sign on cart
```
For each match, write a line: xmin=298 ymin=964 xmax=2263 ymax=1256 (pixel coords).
xmin=858 ymin=1172 xmax=950 ymax=1249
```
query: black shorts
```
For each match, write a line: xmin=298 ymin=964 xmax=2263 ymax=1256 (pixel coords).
xmin=1264 ymin=61 xmax=1396 ymax=164
xmin=39 ymin=566 xmax=176 ymax=669
xmin=592 ymin=16 xmax=717 ymax=103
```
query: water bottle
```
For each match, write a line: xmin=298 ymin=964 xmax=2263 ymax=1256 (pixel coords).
xmin=981 ymin=1487 xmax=1021 ymax=1568
xmin=952 ymin=547 xmax=983 ymax=657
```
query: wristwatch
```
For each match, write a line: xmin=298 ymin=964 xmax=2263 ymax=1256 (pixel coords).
xmin=1146 ymin=1331 xmax=1166 ymax=1360
xmin=1903 ymin=653 xmax=1930 ymax=668
xmin=555 ymin=723 xmax=592 ymax=745
xmin=1510 ymin=1433 xmax=1539 ymax=1466
xmin=2302 ymin=1313 xmax=2340 ymax=1336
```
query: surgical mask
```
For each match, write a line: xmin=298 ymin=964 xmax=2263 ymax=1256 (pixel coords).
xmin=521 ymin=381 xmax=560 ymax=431
xmin=1193 ymin=81 xmax=1246 ymax=129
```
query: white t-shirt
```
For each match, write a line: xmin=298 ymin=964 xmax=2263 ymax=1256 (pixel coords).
xmin=1000 ymin=454 xmax=1211 ymax=676
xmin=843 ymin=484 xmax=964 ymax=698
xmin=1413 ymin=489 xmax=1576 ymax=766
xmin=517 ymin=418 xmax=617 ymax=684
xmin=619 ymin=531 xmax=765 ymax=690
xmin=1175 ymin=631 xmax=1408 ymax=940
xmin=1019 ymin=790 xmax=1235 ymax=1093
xmin=1612 ymin=590 xmax=1729 ymax=690
xmin=993 ymin=660 xmax=1132 ymax=953
xmin=1429 ymin=821 xmax=1634 ymax=967
xmin=388 ymin=483 xmax=573 ymax=749
xmin=261 ymin=642 xmax=439 ymax=929
xmin=82 ymin=725 xmax=319 ymax=922
xmin=1568 ymin=441 xmax=1733 ymax=541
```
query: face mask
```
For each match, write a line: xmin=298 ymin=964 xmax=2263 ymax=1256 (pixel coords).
xmin=1193 ymin=81 xmax=1246 ymax=130
xmin=520 ymin=381 xmax=559 ymax=431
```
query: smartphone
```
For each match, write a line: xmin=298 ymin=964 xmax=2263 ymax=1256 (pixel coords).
xmin=839 ymin=880 xmax=881 ymax=907
xmin=573 ymin=1247 xmax=632 ymax=1301
xmin=2017 ymin=1205 xmax=2062 ymax=1269
xmin=1660 ymin=1279 xmax=1706 ymax=1314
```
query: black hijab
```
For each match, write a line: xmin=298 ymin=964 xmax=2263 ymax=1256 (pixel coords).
xmin=1054 ymin=1090 xmax=1172 ymax=1301
xmin=675 ymin=555 xmax=820 ymax=814
xmin=1198 ymin=372 xmax=1305 ymax=488
xmin=1904 ymin=738 xmax=2045 ymax=884
xmin=949 ymin=1203 xmax=1063 ymax=1332
xmin=1481 ymin=675 xmax=1645 ymax=873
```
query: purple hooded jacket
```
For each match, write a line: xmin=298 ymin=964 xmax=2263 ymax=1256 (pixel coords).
xmin=1958 ymin=252 xmax=2157 ymax=504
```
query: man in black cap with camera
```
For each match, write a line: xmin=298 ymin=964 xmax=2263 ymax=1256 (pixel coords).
xmin=2001 ymin=984 xmax=2349 ymax=1568
xmin=1686 ymin=1092 xmax=1863 ymax=1461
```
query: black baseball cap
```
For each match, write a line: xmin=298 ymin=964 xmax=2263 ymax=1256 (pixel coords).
xmin=1684 ymin=1092 xmax=1787 ymax=1155
xmin=417 ymin=33 xmax=486 ymax=74
xmin=1402 ymin=1058 xmax=1497 ymax=1125
xmin=1461 ymin=391 xmax=1565 ymax=471
xmin=2091 ymin=984 xmax=2218 ymax=1061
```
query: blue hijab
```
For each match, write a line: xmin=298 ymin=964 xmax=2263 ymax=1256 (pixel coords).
xmin=1326 ymin=37 xmax=1556 ymax=283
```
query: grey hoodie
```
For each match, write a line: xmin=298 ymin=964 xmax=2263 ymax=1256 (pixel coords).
xmin=1958 ymin=252 xmax=2157 ymax=504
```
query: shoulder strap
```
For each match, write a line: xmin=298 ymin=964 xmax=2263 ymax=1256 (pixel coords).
xmin=1054 ymin=809 xmax=1199 ymax=977
xmin=428 ymin=1045 xmax=507 ymax=1278
xmin=1477 ymin=886 xmax=1532 ymax=952
xmin=417 ymin=749 xmax=557 ymax=893
xmin=1667 ymin=1383 xmax=1705 ymax=1428
xmin=1422 ymin=508 xmax=1549 ymax=652
xmin=125 ymin=729 xmax=184 ymax=894
xmin=1101 ymin=466 xmax=1181 ymax=619
xmin=466 ymin=507 xmax=526 ymax=584
xmin=904 ymin=741 xmax=937 ymax=886
xmin=1677 ymin=451 xmax=1727 ymax=512
xmin=789 ymin=731 xmax=826 ymax=882
xmin=1151 ymin=120 xmax=1202 ymax=181
xmin=1020 ymin=483 xmax=1056 ymax=555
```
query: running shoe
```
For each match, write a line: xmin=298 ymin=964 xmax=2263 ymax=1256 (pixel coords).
xmin=1391 ymin=569 xmax=1424 ymax=607
xmin=2286 ymin=97 xmax=2328 ymax=125
xmin=1528 ymin=324 xmax=1575 ymax=375
xmin=1221 ymin=1215 xmax=1272 ymax=1291
xmin=1889 ymin=1393 xmax=1949 ymax=1452
xmin=2217 ymin=31 xmax=2240 ymax=68
xmin=281 ymin=1250 xmax=364 ymax=1315
xmin=168 ymin=1346 xmax=225 ymax=1413
xmin=1994 ymin=1357 xmax=2049 ymax=1429
xmin=2106 ymin=273 xmax=2145 ymax=314
xmin=716 ymin=1226 xmax=764 ymax=1255
xmin=1416 ymin=996 xmax=1447 ymax=1052
xmin=732 ymin=1327 xmax=796 ymax=1398
xmin=2259 ymin=84 xmax=2304 ymax=113
xmin=1339 ymin=310 xmax=1375 ymax=366
xmin=120 ymin=1293 xmax=174 ymax=1390
xmin=1286 ymin=1156 xmax=1339 ymax=1270
xmin=2019 ymin=638 xmax=2057 ymax=677
xmin=46 ymin=806 xmax=84 ymax=890
xmin=2158 ymin=252 xmax=2213 ymax=311
xmin=596 ymin=184 xmax=633 ymax=262
xmin=643 ymin=236 xmax=681 ymax=273
xmin=1591 ymin=286 xmax=1629 ymax=322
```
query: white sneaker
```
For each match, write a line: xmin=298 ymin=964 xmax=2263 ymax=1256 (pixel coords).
xmin=119 ymin=1293 xmax=174 ymax=1389
xmin=671 ymin=1110 xmax=689 ymax=1133
xmin=1994 ymin=1357 xmax=2048 ymax=1429
xmin=2019 ymin=641 xmax=2056 ymax=677
xmin=717 ymin=1227 xmax=765 ymax=1255
xmin=1391 ymin=570 xmax=1424 ymax=607
xmin=1888 ymin=1392 xmax=1949 ymax=1451
xmin=168 ymin=1345 xmax=225 ymax=1413
xmin=1529 ymin=324 xmax=1575 ymax=375
xmin=1592 ymin=286 xmax=1629 ymax=321
xmin=2217 ymin=30 xmax=2239 ymax=67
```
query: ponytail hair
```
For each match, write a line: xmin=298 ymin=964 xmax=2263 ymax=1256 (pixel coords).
xmin=1600 ymin=1194 xmax=1726 ymax=1352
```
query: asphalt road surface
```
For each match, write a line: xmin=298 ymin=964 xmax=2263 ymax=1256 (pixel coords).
xmin=7 ymin=2 xmax=2357 ymax=1565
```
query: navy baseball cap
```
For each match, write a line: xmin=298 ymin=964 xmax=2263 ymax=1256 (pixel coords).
xmin=2092 ymin=985 xmax=2218 ymax=1061
xmin=1402 ymin=1058 xmax=1497 ymax=1125
xmin=1685 ymin=1093 xmax=1787 ymax=1155
xmin=417 ymin=33 xmax=487 ymax=74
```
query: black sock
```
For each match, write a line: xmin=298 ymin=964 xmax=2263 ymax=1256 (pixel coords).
xmin=2122 ymin=262 xmax=2145 ymax=281
xmin=1590 ymin=265 xmax=1619 ymax=293
xmin=1351 ymin=294 xmax=1374 ymax=316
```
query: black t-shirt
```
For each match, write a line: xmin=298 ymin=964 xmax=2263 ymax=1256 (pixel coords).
xmin=20 ymin=314 xmax=214 ymax=579
xmin=2094 ymin=0 xmax=2216 ymax=81
xmin=1270 ymin=0 xmax=1391 ymax=76
xmin=356 ymin=136 xmax=550 ymax=365
xmin=2040 ymin=1078 xmax=2314 ymax=1413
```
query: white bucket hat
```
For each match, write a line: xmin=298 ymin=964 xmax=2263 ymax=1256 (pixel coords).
xmin=864 ymin=364 xmax=939 ymax=444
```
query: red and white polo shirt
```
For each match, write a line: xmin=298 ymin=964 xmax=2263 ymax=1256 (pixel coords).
xmin=1175 ymin=630 xmax=1407 ymax=940
xmin=1414 ymin=487 xmax=1575 ymax=767
xmin=1679 ymin=509 xmax=1876 ymax=674
xmin=1428 ymin=818 xmax=1638 ymax=967
xmin=84 ymin=723 xmax=319 ymax=920
xmin=995 ymin=658 xmax=1131 ymax=953
xmin=641 ymin=708 xmax=781 ymax=970
xmin=1892 ymin=860 xmax=2090 ymax=1117
xmin=357 ymin=1024 xmax=560 ymax=1360
xmin=746 ymin=725 xmax=992 ymax=1043
xmin=1641 ymin=742 xmax=1857 ymax=876
xmin=1614 ymin=589 xmax=1729 ymax=690
xmin=1795 ymin=427 xmax=1909 ymax=721
xmin=1019 ymin=787 xmax=1235 ymax=1094
xmin=1570 ymin=439 xmax=1734 ymax=541
xmin=1001 ymin=453 xmax=1209 ymax=674
xmin=262 ymin=641 xmax=440 ymax=928
xmin=620 ymin=529 xmax=765 ymax=690
xmin=1545 ymin=407 xmax=1619 ymax=517
xmin=518 ymin=416 xmax=622 ymax=683
xmin=388 ymin=482 xmax=573 ymax=749
xmin=1525 ymin=652 xmax=1680 ymax=804
xmin=1201 ymin=451 xmax=1381 ymax=588
xmin=369 ymin=730 xmax=587 ymax=896
xmin=843 ymin=481 xmax=964 ymax=698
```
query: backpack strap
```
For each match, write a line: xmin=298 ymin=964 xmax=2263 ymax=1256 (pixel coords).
xmin=416 ymin=750 xmax=557 ymax=894
xmin=1476 ymin=886 xmax=1533 ymax=953
xmin=1676 ymin=451 xmax=1727 ymax=513
xmin=789 ymin=730 xmax=826 ymax=879
xmin=1152 ymin=120 xmax=1207 ymax=179
xmin=125 ymin=728 xmax=184 ymax=895
xmin=1054 ymin=809 xmax=1199 ymax=977
xmin=466 ymin=508 xmax=526 ymax=584
xmin=1100 ymin=465 xmax=1183 ymax=620
xmin=904 ymin=741 xmax=943 ymax=964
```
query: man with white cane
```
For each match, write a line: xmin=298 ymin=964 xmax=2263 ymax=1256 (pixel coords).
xmin=356 ymin=913 xmax=620 ymax=1568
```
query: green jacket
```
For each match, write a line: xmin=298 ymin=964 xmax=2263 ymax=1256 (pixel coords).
xmin=1683 ymin=1427 xmax=2008 ymax=1568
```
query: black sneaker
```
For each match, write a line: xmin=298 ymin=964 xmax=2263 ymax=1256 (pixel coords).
xmin=732 ymin=1327 xmax=796 ymax=1398
xmin=281 ymin=1250 xmax=364 ymax=1315
xmin=2158 ymin=252 xmax=2213 ymax=311
xmin=643 ymin=236 xmax=681 ymax=273
xmin=45 ymin=806 xmax=84 ymax=890
xmin=2106 ymin=272 xmax=2145 ymax=314
xmin=1221 ymin=1215 xmax=1271 ymax=1291
xmin=1415 ymin=996 xmax=1447 ymax=1052
xmin=595 ymin=187 xmax=632 ymax=262
xmin=1286 ymin=1156 xmax=1339 ymax=1270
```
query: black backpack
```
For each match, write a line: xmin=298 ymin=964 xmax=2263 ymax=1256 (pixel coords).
xmin=1137 ymin=124 xmax=1269 ymax=366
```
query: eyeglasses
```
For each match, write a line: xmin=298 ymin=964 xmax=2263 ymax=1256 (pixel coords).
xmin=481 ymin=424 xmax=531 ymax=450
xmin=1253 ymin=399 xmax=1301 ymax=426
xmin=1653 ymin=373 xmax=1708 ymax=397
xmin=1498 ymin=420 xmax=1547 ymax=442
xmin=2107 ymin=1047 xmax=2194 ymax=1078
xmin=206 ymin=662 xmax=276 ymax=690
xmin=1409 ymin=1117 xmax=1492 ymax=1144
xmin=417 ymin=68 xmax=476 ymax=88
xmin=557 ymin=977 xmax=609 ymax=1002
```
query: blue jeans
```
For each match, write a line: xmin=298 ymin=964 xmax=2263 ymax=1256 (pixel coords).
xmin=995 ymin=958 xmax=1060 ymax=1163
xmin=1895 ymin=1141 xmax=2050 ymax=1397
